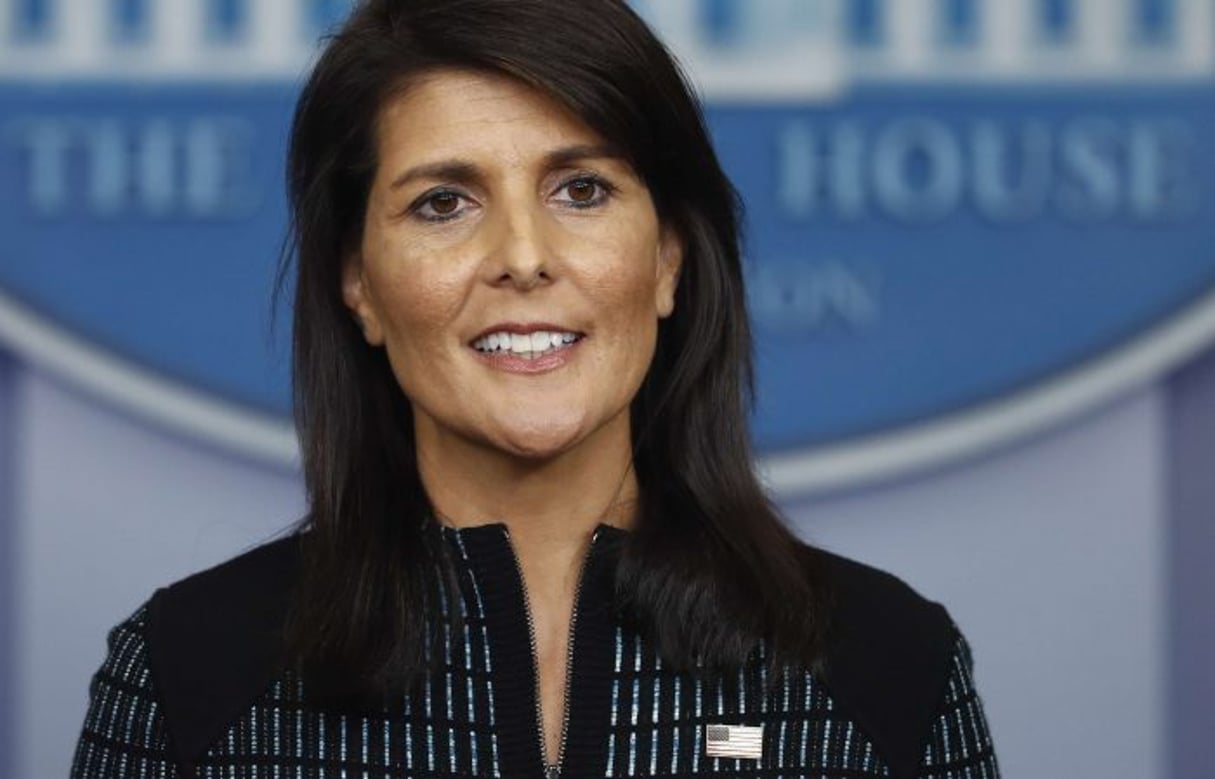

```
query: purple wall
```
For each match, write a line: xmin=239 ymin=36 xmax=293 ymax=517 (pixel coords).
xmin=1165 ymin=343 xmax=1215 ymax=779
xmin=0 ymin=351 xmax=15 ymax=779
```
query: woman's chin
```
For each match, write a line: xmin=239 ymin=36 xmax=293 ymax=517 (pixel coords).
xmin=488 ymin=424 xmax=587 ymax=461
xmin=416 ymin=402 xmax=632 ymax=465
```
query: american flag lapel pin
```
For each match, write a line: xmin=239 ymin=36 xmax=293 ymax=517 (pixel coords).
xmin=705 ymin=724 xmax=763 ymax=760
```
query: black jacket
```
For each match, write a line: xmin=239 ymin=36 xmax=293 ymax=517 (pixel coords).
xmin=71 ymin=525 xmax=998 ymax=778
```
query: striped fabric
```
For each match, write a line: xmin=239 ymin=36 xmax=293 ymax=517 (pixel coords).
xmin=603 ymin=629 xmax=899 ymax=776
xmin=917 ymin=636 xmax=1000 ymax=779
xmin=71 ymin=527 xmax=999 ymax=778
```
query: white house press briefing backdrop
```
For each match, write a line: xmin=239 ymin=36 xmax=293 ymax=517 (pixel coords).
xmin=1 ymin=1 xmax=1213 ymax=778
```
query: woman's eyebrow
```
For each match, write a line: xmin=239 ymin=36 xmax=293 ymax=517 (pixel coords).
xmin=387 ymin=144 xmax=625 ymax=192
xmin=389 ymin=160 xmax=481 ymax=191
xmin=543 ymin=143 xmax=625 ymax=168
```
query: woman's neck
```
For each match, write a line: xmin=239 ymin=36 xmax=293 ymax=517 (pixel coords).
xmin=415 ymin=414 xmax=639 ymax=770
xmin=415 ymin=421 xmax=639 ymax=544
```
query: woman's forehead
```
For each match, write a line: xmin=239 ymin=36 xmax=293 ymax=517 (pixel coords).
xmin=374 ymin=69 xmax=611 ymax=169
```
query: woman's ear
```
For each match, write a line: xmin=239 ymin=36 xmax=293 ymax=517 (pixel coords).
xmin=341 ymin=253 xmax=385 ymax=346
xmin=654 ymin=225 xmax=684 ymax=319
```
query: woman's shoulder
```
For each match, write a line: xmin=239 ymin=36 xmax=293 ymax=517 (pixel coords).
xmin=73 ymin=535 xmax=305 ymax=776
xmin=811 ymin=544 xmax=955 ymax=650
xmin=153 ymin=531 xmax=304 ymax=607
xmin=806 ymin=545 xmax=974 ymax=779
xmin=148 ymin=534 xmax=304 ymax=762
xmin=801 ymin=542 xmax=953 ymax=637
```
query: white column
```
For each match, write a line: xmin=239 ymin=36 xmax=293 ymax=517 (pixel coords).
xmin=0 ymin=0 xmax=16 ymax=78
xmin=248 ymin=0 xmax=304 ymax=71
xmin=0 ymin=0 xmax=13 ymax=50
xmin=1074 ymin=0 xmax=1123 ymax=71
xmin=640 ymin=0 xmax=697 ymax=61
xmin=152 ymin=0 xmax=207 ymax=71
xmin=983 ymin=0 xmax=1032 ymax=75
xmin=55 ymin=0 xmax=107 ymax=70
xmin=882 ymin=0 xmax=934 ymax=74
xmin=1176 ymin=0 xmax=1215 ymax=74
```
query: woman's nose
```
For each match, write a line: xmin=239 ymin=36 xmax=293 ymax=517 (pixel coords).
xmin=486 ymin=203 xmax=551 ymax=289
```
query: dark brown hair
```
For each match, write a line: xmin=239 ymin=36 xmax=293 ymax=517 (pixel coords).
xmin=282 ymin=0 xmax=830 ymax=694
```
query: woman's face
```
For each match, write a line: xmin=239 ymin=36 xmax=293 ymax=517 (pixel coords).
xmin=344 ymin=69 xmax=682 ymax=463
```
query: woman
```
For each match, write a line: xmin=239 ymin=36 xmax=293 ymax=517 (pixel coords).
xmin=72 ymin=1 xmax=999 ymax=777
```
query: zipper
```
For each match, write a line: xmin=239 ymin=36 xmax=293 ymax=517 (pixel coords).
xmin=503 ymin=526 xmax=600 ymax=779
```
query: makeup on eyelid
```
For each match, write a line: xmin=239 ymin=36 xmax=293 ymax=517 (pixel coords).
xmin=405 ymin=174 xmax=619 ymax=223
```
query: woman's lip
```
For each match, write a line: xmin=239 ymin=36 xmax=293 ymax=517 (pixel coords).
xmin=469 ymin=337 xmax=582 ymax=374
xmin=468 ymin=322 xmax=583 ymax=343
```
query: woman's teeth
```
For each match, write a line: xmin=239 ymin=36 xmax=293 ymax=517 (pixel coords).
xmin=472 ymin=331 xmax=581 ymax=359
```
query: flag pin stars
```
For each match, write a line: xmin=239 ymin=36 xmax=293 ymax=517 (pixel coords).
xmin=705 ymin=724 xmax=763 ymax=760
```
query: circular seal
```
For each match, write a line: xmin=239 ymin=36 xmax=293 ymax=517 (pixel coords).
xmin=3 ymin=0 xmax=1215 ymax=494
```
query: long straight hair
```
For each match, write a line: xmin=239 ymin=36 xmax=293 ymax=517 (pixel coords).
xmin=282 ymin=0 xmax=831 ymax=695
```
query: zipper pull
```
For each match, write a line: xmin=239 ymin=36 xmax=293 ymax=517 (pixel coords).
xmin=544 ymin=765 xmax=560 ymax=779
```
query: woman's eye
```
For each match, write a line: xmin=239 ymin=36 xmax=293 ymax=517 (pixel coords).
xmin=411 ymin=189 xmax=470 ymax=221
xmin=566 ymin=180 xmax=598 ymax=203
xmin=429 ymin=192 xmax=460 ymax=214
xmin=555 ymin=176 xmax=614 ymax=208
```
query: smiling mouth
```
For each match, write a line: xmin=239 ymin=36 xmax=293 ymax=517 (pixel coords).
xmin=471 ymin=330 xmax=584 ymax=360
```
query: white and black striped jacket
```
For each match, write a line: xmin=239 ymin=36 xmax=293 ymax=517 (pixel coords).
xmin=72 ymin=525 xmax=999 ymax=778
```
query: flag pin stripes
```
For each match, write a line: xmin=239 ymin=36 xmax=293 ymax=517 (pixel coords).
xmin=705 ymin=724 xmax=763 ymax=760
